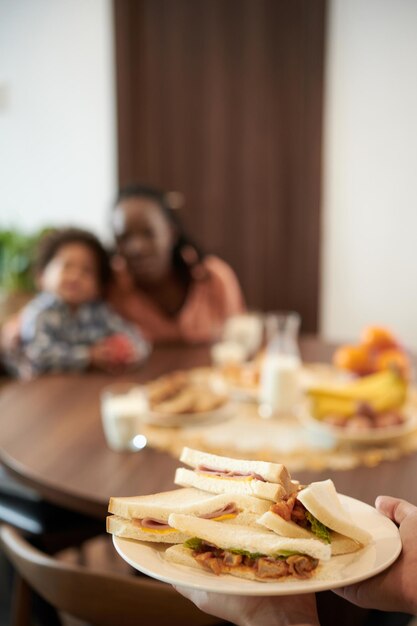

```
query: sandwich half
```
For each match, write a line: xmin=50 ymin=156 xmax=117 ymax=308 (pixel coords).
xmin=165 ymin=513 xmax=331 ymax=582
xmin=175 ymin=447 xmax=298 ymax=501
xmin=257 ymin=479 xmax=371 ymax=555
xmin=107 ymin=487 xmax=271 ymax=543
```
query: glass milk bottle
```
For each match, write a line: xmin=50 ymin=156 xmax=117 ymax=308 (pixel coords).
xmin=259 ymin=312 xmax=301 ymax=418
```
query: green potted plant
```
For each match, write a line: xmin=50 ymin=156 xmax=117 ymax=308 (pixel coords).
xmin=0 ymin=227 xmax=51 ymax=323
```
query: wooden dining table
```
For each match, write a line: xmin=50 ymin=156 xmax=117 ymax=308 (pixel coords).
xmin=0 ymin=335 xmax=414 ymax=626
xmin=0 ymin=335 xmax=415 ymax=520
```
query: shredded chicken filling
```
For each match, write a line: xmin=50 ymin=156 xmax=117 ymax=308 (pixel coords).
xmin=270 ymin=495 xmax=331 ymax=544
xmin=271 ymin=494 xmax=309 ymax=526
xmin=190 ymin=541 xmax=319 ymax=579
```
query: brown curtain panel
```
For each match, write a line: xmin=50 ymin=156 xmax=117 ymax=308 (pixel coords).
xmin=114 ymin=0 xmax=326 ymax=332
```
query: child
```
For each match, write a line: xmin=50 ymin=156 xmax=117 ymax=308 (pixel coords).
xmin=10 ymin=227 xmax=150 ymax=377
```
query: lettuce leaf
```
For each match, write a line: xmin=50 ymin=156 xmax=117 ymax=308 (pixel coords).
xmin=184 ymin=537 xmax=204 ymax=551
xmin=273 ymin=550 xmax=303 ymax=558
xmin=229 ymin=548 xmax=265 ymax=560
xmin=306 ymin=511 xmax=331 ymax=543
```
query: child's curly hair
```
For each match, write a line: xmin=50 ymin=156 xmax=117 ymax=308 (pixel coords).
xmin=35 ymin=227 xmax=111 ymax=289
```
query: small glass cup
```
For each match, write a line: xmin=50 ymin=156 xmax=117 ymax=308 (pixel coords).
xmin=211 ymin=341 xmax=248 ymax=366
xmin=221 ymin=313 xmax=264 ymax=359
xmin=100 ymin=382 xmax=148 ymax=452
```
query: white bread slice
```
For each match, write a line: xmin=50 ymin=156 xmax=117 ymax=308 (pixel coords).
xmin=258 ymin=511 xmax=313 ymax=539
xmin=231 ymin=511 xmax=268 ymax=526
xmin=257 ymin=511 xmax=360 ymax=555
xmin=168 ymin=513 xmax=331 ymax=561
xmin=165 ymin=544 xmax=284 ymax=582
xmin=175 ymin=467 xmax=286 ymax=501
xmin=109 ymin=487 xmax=271 ymax=520
xmin=180 ymin=447 xmax=295 ymax=492
xmin=329 ymin=533 xmax=362 ymax=556
xmin=297 ymin=480 xmax=371 ymax=546
xmin=109 ymin=487 xmax=209 ymax=521
xmin=106 ymin=515 xmax=188 ymax=544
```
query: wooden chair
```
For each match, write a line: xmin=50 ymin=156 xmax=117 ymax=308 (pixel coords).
xmin=0 ymin=524 xmax=222 ymax=626
xmin=0 ymin=465 xmax=104 ymax=554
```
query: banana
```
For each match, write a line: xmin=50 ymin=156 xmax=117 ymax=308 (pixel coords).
xmin=371 ymin=382 xmax=407 ymax=412
xmin=339 ymin=369 xmax=399 ymax=396
xmin=308 ymin=369 xmax=407 ymax=420
xmin=307 ymin=370 xmax=398 ymax=401
xmin=311 ymin=396 xmax=357 ymax=420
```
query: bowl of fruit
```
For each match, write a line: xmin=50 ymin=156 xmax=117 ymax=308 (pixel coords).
xmin=299 ymin=366 xmax=417 ymax=443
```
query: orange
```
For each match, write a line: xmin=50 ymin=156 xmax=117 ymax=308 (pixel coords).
xmin=374 ymin=349 xmax=410 ymax=379
xmin=360 ymin=325 xmax=398 ymax=352
xmin=333 ymin=344 xmax=374 ymax=375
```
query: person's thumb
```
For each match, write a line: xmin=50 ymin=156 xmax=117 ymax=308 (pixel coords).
xmin=376 ymin=496 xmax=417 ymax=525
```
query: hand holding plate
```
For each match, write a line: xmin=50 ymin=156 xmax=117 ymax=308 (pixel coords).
xmin=334 ymin=495 xmax=417 ymax=615
xmin=173 ymin=586 xmax=320 ymax=626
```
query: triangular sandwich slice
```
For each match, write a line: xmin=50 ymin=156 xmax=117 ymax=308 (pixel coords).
xmin=257 ymin=479 xmax=371 ymax=555
xmin=165 ymin=513 xmax=331 ymax=581
xmin=175 ymin=447 xmax=299 ymax=501
xmin=107 ymin=487 xmax=271 ymax=543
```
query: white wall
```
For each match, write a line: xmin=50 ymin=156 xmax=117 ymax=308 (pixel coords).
xmin=321 ymin=0 xmax=417 ymax=349
xmin=0 ymin=0 xmax=116 ymax=240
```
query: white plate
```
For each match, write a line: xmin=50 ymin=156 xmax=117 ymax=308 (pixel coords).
xmin=298 ymin=402 xmax=417 ymax=443
xmin=138 ymin=400 xmax=236 ymax=428
xmin=113 ymin=495 xmax=401 ymax=595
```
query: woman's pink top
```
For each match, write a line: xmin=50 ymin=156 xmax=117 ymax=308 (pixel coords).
xmin=107 ymin=256 xmax=245 ymax=344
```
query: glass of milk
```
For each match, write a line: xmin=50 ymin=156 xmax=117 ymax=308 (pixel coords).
xmin=259 ymin=312 xmax=301 ymax=418
xmin=100 ymin=383 xmax=148 ymax=451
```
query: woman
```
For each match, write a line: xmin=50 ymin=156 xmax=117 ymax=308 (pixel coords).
xmin=0 ymin=185 xmax=245 ymax=360
xmin=107 ymin=184 xmax=245 ymax=343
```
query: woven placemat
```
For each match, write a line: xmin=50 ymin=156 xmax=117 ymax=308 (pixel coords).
xmin=137 ymin=364 xmax=417 ymax=471
xmin=138 ymin=403 xmax=417 ymax=472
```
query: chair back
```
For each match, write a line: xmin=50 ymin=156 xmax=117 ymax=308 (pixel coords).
xmin=0 ymin=524 xmax=219 ymax=626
